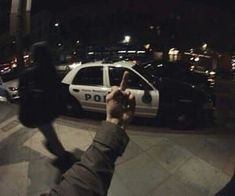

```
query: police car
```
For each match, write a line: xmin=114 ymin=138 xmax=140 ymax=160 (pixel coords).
xmin=61 ymin=60 xmax=214 ymax=129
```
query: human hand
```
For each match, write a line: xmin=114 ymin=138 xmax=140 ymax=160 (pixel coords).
xmin=106 ymin=71 xmax=135 ymax=129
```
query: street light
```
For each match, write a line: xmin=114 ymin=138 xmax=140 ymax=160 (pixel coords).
xmin=54 ymin=23 xmax=59 ymax=27
xmin=168 ymin=48 xmax=180 ymax=62
xmin=144 ymin=44 xmax=150 ymax=49
xmin=76 ymin=40 xmax=80 ymax=44
xmin=195 ymin=57 xmax=200 ymax=62
xmin=168 ymin=48 xmax=179 ymax=55
xmin=122 ymin=35 xmax=131 ymax=44
xmin=202 ymin=43 xmax=207 ymax=50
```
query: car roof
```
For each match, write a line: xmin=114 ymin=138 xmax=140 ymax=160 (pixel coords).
xmin=78 ymin=60 xmax=136 ymax=69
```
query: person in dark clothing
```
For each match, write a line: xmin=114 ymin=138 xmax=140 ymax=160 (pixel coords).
xmin=18 ymin=41 xmax=76 ymax=172
xmin=39 ymin=71 xmax=135 ymax=196
xmin=216 ymin=172 xmax=235 ymax=196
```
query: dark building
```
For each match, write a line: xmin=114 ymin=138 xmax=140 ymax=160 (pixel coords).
xmin=31 ymin=10 xmax=53 ymax=43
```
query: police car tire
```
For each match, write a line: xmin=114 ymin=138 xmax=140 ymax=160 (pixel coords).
xmin=169 ymin=105 xmax=195 ymax=130
xmin=65 ymin=96 xmax=83 ymax=117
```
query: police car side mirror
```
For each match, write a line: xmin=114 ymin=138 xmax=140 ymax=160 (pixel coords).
xmin=153 ymin=77 xmax=162 ymax=88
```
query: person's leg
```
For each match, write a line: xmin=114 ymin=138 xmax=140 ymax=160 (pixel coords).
xmin=38 ymin=123 xmax=78 ymax=173
xmin=38 ymin=123 xmax=66 ymax=157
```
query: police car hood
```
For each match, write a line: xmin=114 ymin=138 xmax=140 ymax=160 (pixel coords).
xmin=157 ymin=77 xmax=211 ymax=103
xmin=158 ymin=77 xmax=194 ymax=90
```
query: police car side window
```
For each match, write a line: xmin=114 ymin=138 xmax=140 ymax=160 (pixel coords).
xmin=73 ymin=67 xmax=103 ymax=86
xmin=109 ymin=67 xmax=148 ymax=90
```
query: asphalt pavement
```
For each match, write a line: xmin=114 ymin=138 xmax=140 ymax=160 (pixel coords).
xmin=0 ymin=101 xmax=18 ymax=123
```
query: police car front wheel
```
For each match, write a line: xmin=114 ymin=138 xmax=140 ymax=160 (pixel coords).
xmin=169 ymin=106 xmax=195 ymax=130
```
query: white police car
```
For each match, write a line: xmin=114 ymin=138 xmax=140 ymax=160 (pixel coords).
xmin=62 ymin=60 xmax=214 ymax=129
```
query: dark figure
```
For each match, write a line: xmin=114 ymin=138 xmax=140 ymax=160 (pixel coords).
xmin=18 ymin=41 xmax=76 ymax=171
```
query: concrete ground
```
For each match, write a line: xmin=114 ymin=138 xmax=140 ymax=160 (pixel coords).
xmin=0 ymin=78 xmax=235 ymax=196
xmin=0 ymin=102 xmax=235 ymax=196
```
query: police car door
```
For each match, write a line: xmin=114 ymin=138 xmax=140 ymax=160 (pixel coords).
xmin=108 ymin=66 xmax=159 ymax=117
xmin=70 ymin=66 xmax=107 ymax=112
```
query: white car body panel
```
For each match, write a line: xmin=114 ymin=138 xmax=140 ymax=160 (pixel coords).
xmin=68 ymin=62 xmax=82 ymax=70
xmin=69 ymin=85 xmax=109 ymax=112
xmin=62 ymin=61 xmax=160 ymax=118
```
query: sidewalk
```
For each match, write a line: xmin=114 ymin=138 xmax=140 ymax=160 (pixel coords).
xmin=0 ymin=102 xmax=18 ymax=123
xmin=0 ymin=115 xmax=234 ymax=196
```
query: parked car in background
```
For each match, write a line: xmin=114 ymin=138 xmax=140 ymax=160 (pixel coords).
xmin=0 ymin=75 xmax=19 ymax=101
xmin=0 ymin=63 xmax=13 ymax=75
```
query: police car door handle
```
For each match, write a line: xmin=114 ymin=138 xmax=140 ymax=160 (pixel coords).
xmin=72 ymin=89 xmax=80 ymax=92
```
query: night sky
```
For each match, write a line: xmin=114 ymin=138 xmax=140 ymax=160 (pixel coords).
xmin=0 ymin=0 xmax=234 ymax=32
xmin=31 ymin=0 xmax=235 ymax=14
xmin=0 ymin=0 xmax=234 ymax=52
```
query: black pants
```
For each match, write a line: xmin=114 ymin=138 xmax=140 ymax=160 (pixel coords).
xmin=38 ymin=123 xmax=66 ymax=157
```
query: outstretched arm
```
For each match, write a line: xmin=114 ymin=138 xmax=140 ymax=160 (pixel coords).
xmin=49 ymin=71 xmax=135 ymax=196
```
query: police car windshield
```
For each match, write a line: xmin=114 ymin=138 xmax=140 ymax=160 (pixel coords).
xmin=133 ymin=61 xmax=161 ymax=84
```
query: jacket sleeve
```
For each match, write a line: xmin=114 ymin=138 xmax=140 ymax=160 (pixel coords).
xmin=49 ymin=121 xmax=129 ymax=196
